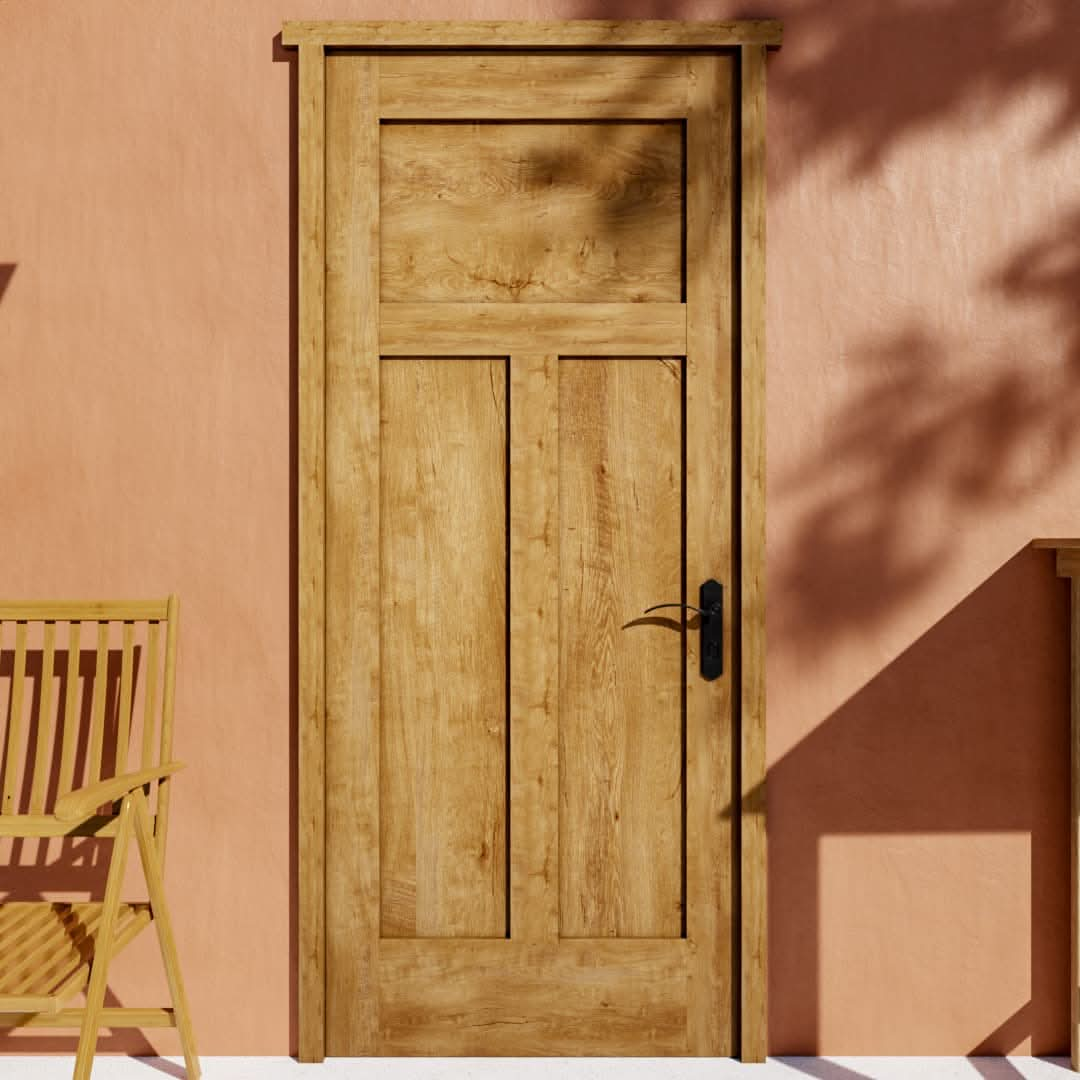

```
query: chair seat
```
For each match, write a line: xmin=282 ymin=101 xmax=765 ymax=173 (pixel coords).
xmin=0 ymin=901 xmax=151 ymax=1013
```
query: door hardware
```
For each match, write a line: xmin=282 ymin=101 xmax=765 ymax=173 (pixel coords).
xmin=643 ymin=579 xmax=723 ymax=681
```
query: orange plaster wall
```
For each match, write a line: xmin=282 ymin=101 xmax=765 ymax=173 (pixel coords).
xmin=1 ymin=0 xmax=1079 ymax=1058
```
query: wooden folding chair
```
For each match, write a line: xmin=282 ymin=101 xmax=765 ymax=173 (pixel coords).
xmin=0 ymin=597 xmax=199 ymax=1079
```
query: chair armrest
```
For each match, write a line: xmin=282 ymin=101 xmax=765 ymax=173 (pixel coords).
xmin=54 ymin=762 xmax=186 ymax=823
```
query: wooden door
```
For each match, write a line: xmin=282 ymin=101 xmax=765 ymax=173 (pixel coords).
xmin=287 ymin=19 xmax=777 ymax=1062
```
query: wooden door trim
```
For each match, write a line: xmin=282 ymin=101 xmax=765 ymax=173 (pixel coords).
xmin=289 ymin=24 xmax=779 ymax=1063
xmin=283 ymin=19 xmax=783 ymax=48
xmin=739 ymin=43 xmax=769 ymax=1063
xmin=296 ymin=39 xmax=327 ymax=1064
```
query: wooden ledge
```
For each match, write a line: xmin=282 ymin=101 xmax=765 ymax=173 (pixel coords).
xmin=1033 ymin=539 xmax=1080 ymax=578
xmin=281 ymin=19 xmax=784 ymax=49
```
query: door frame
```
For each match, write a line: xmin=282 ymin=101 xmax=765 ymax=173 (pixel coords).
xmin=283 ymin=18 xmax=781 ymax=1063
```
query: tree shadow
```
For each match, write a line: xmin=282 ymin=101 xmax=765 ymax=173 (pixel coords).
xmin=758 ymin=3 xmax=1080 ymax=1052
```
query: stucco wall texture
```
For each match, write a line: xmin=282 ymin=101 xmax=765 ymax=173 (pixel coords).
xmin=2 ymin=0 xmax=1079 ymax=1058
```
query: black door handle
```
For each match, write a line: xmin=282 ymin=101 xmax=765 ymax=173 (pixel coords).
xmin=642 ymin=579 xmax=723 ymax=681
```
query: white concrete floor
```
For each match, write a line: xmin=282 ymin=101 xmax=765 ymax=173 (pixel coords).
xmin=0 ymin=1059 xmax=1072 ymax=1080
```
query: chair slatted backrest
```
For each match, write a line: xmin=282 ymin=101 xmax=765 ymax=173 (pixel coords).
xmin=0 ymin=597 xmax=179 ymax=852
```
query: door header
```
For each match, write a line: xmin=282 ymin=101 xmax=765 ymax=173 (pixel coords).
xmin=282 ymin=19 xmax=783 ymax=49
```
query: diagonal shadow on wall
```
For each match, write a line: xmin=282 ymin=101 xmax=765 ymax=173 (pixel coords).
xmin=766 ymin=546 xmax=1070 ymax=1056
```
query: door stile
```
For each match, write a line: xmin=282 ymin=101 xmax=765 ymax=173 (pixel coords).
xmin=685 ymin=54 xmax=735 ymax=1057
xmin=297 ymin=39 xmax=327 ymax=1065
xmin=509 ymin=353 xmax=561 ymax=946
xmin=738 ymin=42 xmax=769 ymax=1064
xmin=325 ymin=53 xmax=381 ymax=1055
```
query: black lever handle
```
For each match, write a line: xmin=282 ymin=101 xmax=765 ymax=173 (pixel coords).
xmin=642 ymin=580 xmax=723 ymax=681
xmin=643 ymin=601 xmax=716 ymax=619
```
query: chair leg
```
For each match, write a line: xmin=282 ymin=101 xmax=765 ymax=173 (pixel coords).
xmin=74 ymin=793 xmax=135 ymax=1080
xmin=132 ymin=788 xmax=200 ymax=1080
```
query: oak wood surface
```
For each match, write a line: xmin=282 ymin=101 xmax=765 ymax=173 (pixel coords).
xmin=297 ymin=39 xmax=328 ymax=1065
xmin=296 ymin=29 xmax=775 ymax=1060
xmin=684 ymin=51 xmax=735 ymax=1056
xmin=509 ymin=353 xmax=561 ymax=944
xmin=380 ymin=121 xmax=682 ymax=303
xmin=379 ymin=302 xmax=686 ymax=356
xmin=377 ymin=938 xmax=690 ymax=1055
xmin=324 ymin=50 xmax=382 ymax=1057
xmin=558 ymin=357 xmax=683 ymax=939
xmin=379 ymin=55 xmax=690 ymax=119
xmin=739 ymin=43 xmax=770 ymax=1063
xmin=282 ymin=19 xmax=784 ymax=48
xmin=380 ymin=358 xmax=508 ymax=938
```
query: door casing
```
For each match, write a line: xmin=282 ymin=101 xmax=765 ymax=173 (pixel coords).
xmin=284 ymin=17 xmax=779 ymax=1063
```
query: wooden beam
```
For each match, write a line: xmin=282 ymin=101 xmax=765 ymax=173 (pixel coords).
xmin=1 ymin=1008 xmax=176 ymax=1029
xmin=0 ymin=601 xmax=168 ymax=621
xmin=297 ymin=39 xmax=327 ymax=1065
xmin=324 ymin=51 xmax=382 ymax=1056
xmin=739 ymin=42 xmax=769 ymax=1065
xmin=379 ymin=303 xmax=686 ymax=356
xmin=283 ymin=19 xmax=784 ymax=49
xmin=1033 ymin=539 xmax=1080 ymax=1071
xmin=1073 ymin=579 xmax=1080 ymax=1072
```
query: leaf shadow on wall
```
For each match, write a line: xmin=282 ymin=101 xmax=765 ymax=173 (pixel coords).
xmin=758 ymin=0 xmax=1080 ymax=1059
xmin=567 ymin=0 xmax=1080 ymax=1060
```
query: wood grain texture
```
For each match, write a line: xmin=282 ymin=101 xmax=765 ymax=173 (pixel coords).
xmin=58 ymin=621 xmax=81 ymax=795
xmin=379 ymin=55 xmax=689 ymax=119
xmin=1073 ymin=578 xmax=1080 ymax=1071
xmin=73 ymin=794 xmax=134 ymax=1080
xmin=28 ymin=621 xmax=55 ymax=813
xmin=3 ymin=1007 xmax=175 ymax=1029
xmin=155 ymin=596 xmax=180 ymax=860
xmin=1 ymin=622 xmax=28 ymax=812
xmin=685 ymin=52 xmax=735 ymax=1057
xmin=0 ymin=604 xmax=177 ymax=828
xmin=377 ymin=939 xmax=690 ymax=1055
xmin=53 ymin=762 xmax=183 ymax=822
xmin=324 ymin=51 xmax=379 ymax=1056
xmin=558 ymin=357 xmax=683 ymax=939
xmin=739 ymin=42 xmax=769 ymax=1064
xmin=0 ymin=601 xmax=168 ymax=620
xmin=0 ymin=901 xmax=150 ymax=1008
xmin=379 ymin=358 xmax=508 ymax=939
xmin=296 ymin=40 xmax=327 ymax=1066
xmin=380 ymin=122 xmax=682 ymax=303
xmin=283 ymin=19 xmax=784 ymax=48
xmin=509 ymin=353 xmax=560 ymax=943
xmin=132 ymin=788 xmax=201 ymax=1079
xmin=0 ymin=605 xmax=194 ymax=1075
xmin=296 ymin=38 xmax=777 ymax=1056
xmin=380 ymin=302 xmax=686 ymax=356
xmin=87 ymin=621 xmax=109 ymax=786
